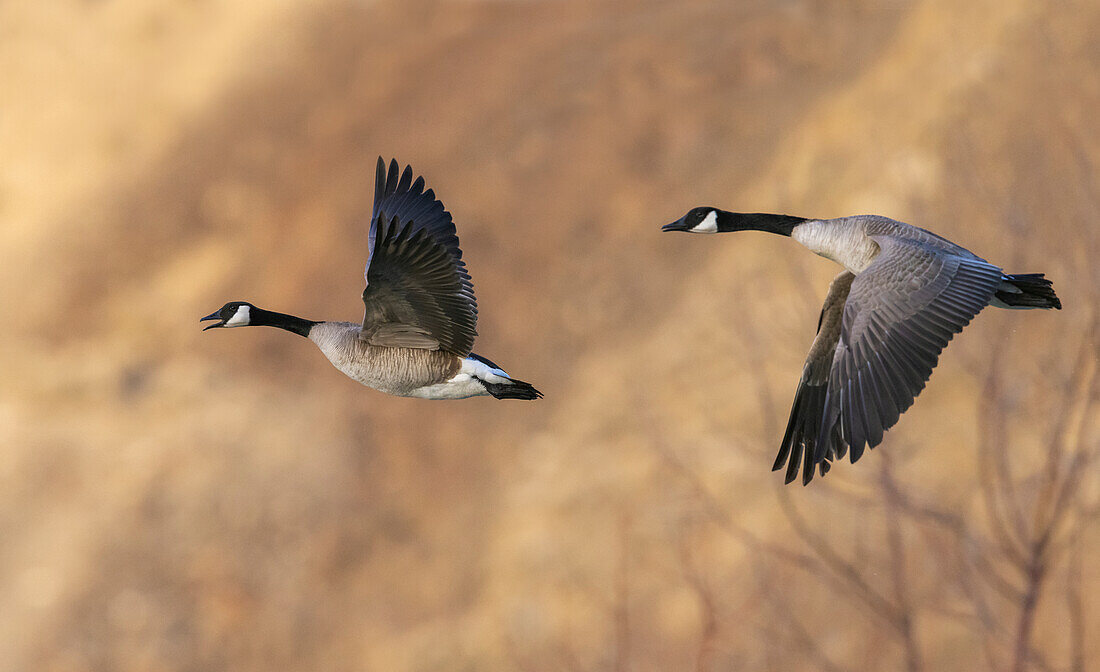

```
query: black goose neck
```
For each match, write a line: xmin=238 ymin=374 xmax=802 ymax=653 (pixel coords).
xmin=716 ymin=211 xmax=806 ymax=236
xmin=251 ymin=307 xmax=318 ymax=337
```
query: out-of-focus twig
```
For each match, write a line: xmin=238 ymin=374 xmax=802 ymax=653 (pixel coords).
xmin=880 ymin=455 xmax=923 ymax=672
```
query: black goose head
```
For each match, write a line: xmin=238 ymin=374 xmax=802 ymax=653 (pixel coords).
xmin=200 ymin=301 xmax=255 ymax=330
xmin=662 ymin=207 xmax=721 ymax=234
xmin=201 ymin=302 xmax=318 ymax=337
xmin=663 ymin=208 xmax=807 ymax=236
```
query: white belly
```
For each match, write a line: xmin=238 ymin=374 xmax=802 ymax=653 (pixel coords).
xmin=407 ymin=374 xmax=489 ymax=399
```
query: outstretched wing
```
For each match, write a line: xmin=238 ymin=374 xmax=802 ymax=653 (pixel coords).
xmin=775 ymin=236 xmax=1002 ymax=484
xmin=773 ymin=271 xmax=854 ymax=484
xmin=361 ymin=158 xmax=477 ymax=355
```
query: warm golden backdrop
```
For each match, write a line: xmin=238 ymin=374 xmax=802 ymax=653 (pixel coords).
xmin=1 ymin=1 xmax=1097 ymax=670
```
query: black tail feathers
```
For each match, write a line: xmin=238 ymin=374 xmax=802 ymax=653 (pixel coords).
xmin=995 ymin=273 xmax=1061 ymax=310
xmin=482 ymin=378 xmax=543 ymax=400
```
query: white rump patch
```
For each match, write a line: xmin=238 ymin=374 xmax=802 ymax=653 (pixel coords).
xmin=225 ymin=304 xmax=251 ymax=327
xmin=691 ymin=210 xmax=718 ymax=234
xmin=461 ymin=357 xmax=509 ymax=383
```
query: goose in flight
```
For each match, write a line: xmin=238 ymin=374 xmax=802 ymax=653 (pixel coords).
xmin=663 ymin=209 xmax=1060 ymax=484
xmin=202 ymin=158 xmax=541 ymax=401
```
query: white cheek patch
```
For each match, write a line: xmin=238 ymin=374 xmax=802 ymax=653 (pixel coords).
xmin=691 ymin=210 xmax=718 ymax=234
xmin=225 ymin=305 xmax=251 ymax=327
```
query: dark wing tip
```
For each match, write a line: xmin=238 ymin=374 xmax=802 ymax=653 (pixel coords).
xmin=386 ymin=159 xmax=400 ymax=197
xmin=372 ymin=157 xmax=419 ymax=217
xmin=771 ymin=448 xmax=789 ymax=473
xmin=784 ymin=464 xmax=799 ymax=485
xmin=398 ymin=164 xmax=413 ymax=192
xmin=776 ymin=377 xmax=840 ymax=485
xmin=374 ymin=157 xmax=387 ymax=211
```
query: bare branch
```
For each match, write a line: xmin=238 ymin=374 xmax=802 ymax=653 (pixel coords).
xmin=776 ymin=488 xmax=905 ymax=632
xmin=880 ymin=456 xmax=923 ymax=672
xmin=613 ymin=510 xmax=631 ymax=672
xmin=675 ymin=532 xmax=719 ymax=672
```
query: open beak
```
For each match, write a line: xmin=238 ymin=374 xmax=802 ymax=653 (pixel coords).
xmin=200 ymin=311 xmax=224 ymax=331
xmin=662 ymin=218 xmax=688 ymax=232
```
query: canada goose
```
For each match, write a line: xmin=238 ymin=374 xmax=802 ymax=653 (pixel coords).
xmin=201 ymin=158 xmax=542 ymax=401
xmin=663 ymin=209 xmax=1060 ymax=484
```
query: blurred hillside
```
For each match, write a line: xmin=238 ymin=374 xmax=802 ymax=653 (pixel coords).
xmin=1 ymin=0 xmax=1097 ymax=671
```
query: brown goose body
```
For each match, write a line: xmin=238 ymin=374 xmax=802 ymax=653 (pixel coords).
xmin=308 ymin=321 xmax=463 ymax=397
xmin=201 ymin=159 xmax=541 ymax=401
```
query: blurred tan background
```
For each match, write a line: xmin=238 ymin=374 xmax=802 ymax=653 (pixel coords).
xmin=2 ymin=0 xmax=1098 ymax=670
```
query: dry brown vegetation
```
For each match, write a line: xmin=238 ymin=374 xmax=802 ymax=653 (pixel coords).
xmin=2 ymin=1 xmax=1098 ymax=670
